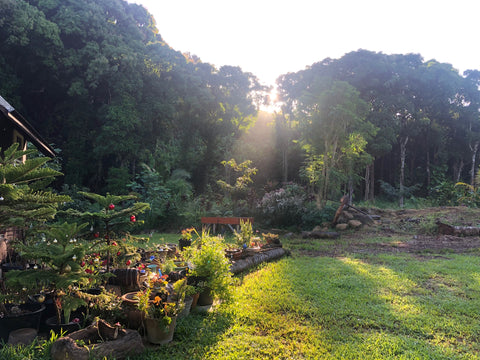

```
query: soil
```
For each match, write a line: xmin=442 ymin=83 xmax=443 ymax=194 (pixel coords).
xmin=295 ymin=206 xmax=480 ymax=257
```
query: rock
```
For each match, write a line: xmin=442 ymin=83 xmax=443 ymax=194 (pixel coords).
xmin=343 ymin=211 xmax=354 ymax=219
xmin=348 ymin=220 xmax=363 ymax=228
xmin=8 ymin=328 xmax=37 ymax=346
xmin=312 ymin=226 xmax=323 ymax=232
xmin=354 ymin=214 xmax=375 ymax=225
xmin=336 ymin=223 xmax=348 ymax=230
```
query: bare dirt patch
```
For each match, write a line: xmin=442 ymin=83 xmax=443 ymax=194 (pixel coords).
xmin=297 ymin=207 xmax=480 ymax=257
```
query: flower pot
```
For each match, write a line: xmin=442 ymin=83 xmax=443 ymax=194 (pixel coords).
xmin=121 ymin=292 xmax=146 ymax=329
xmin=190 ymin=293 xmax=200 ymax=309
xmin=197 ymin=288 xmax=214 ymax=306
xmin=178 ymin=238 xmax=192 ymax=251
xmin=108 ymin=268 xmax=140 ymax=290
xmin=144 ymin=316 xmax=177 ymax=345
xmin=225 ymin=249 xmax=242 ymax=260
xmin=0 ymin=303 xmax=45 ymax=343
xmin=45 ymin=315 xmax=81 ymax=335
xmin=178 ymin=296 xmax=194 ymax=319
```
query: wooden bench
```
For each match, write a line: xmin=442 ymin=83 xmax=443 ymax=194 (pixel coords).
xmin=201 ymin=217 xmax=253 ymax=233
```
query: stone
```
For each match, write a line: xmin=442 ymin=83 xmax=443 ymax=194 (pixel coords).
xmin=335 ymin=223 xmax=348 ymax=230
xmin=342 ymin=211 xmax=354 ymax=219
xmin=312 ymin=226 xmax=323 ymax=232
xmin=8 ymin=328 xmax=37 ymax=346
xmin=348 ymin=220 xmax=363 ymax=228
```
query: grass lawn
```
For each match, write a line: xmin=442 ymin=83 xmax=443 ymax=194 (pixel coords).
xmin=4 ymin=226 xmax=480 ymax=359
xmin=129 ymin=233 xmax=480 ymax=360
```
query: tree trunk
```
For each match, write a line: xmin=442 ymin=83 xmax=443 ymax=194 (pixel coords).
xmin=364 ymin=162 xmax=375 ymax=201
xmin=282 ymin=148 xmax=288 ymax=183
xmin=347 ymin=177 xmax=353 ymax=205
xmin=370 ymin=161 xmax=375 ymax=201
xmin=426 ymin=149 xmax=431 ymax=191
xmin=453 ymin=159 xmax=464 ymax=183
xmin=364 ymin=164 xmax=370 ymax=201
xmin=470 ymin=141 xmax=479 ymax=186
xmin=399 ymin=136 xmax=409 ymax=208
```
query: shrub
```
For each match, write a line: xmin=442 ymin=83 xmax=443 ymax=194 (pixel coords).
xmin=257 ymin=183 xmax=306 ymax=228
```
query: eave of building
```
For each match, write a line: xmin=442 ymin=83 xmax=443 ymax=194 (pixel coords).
xmin=0 ymin=96 xmax=56 ymax=158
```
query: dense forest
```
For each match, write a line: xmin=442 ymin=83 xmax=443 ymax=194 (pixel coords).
xmin=1 ymin=0 xmax=480 ymax=230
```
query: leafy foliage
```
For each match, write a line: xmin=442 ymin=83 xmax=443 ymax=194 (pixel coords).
xmin=0 ymin=144 xmax=69 ymax=228
xmin=257 ymin=183 xmax=306 ymax=228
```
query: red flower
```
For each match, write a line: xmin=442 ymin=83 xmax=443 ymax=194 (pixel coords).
xmin=112 ymin=241 xmax=117 ymax=246
xmin=117 ymin=251 xmax=121 ymax=256
xmin=94 ymin=232 xmax=99 ymax=238
xmin=85 ymin=269 xmax=93 ymax=274
xmin=108 ymin=203 xmax=115 ymax=210
xmin=102 ymin=260 xmax=108 ymax=266
xmin=81 ymin=261 xmax=86 ymax=267
xmin=130 ymin=215 xmax=136 ymax=222
xmin=126 ymin=260 xmax=131 ymax=266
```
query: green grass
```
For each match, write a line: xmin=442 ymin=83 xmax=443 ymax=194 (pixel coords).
xmin=5 ymin=234 xmax=480 ymax=359
xmin=125 ymin=234 xmax=480 ymax=360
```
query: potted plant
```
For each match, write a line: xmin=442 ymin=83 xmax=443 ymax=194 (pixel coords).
xmin=0 ymin=292 xmax=46 ymax=343
xmin=0 ymin=144 xmax=70 ymax=340
xmin=233 ymin=219 xmax=254 ymax=250
xmin=60 ymin=191 xmax=149 ymax=273
xmin=136 ymin=276 xmax=186 ymax=344
xmin=183 ymin=233 xmax=233 ymax=306
xmin=5 ymin=222 xmax=94 ymax=334
xmin=179 ymin=227 xmax=195 ymax=251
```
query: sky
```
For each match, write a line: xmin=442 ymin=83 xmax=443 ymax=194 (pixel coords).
xmin=129 ymin=0 xmax=479 ymax=87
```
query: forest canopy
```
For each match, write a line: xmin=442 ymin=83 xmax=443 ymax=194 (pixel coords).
xmin=1 ymin=0 xmax=479 ymax=229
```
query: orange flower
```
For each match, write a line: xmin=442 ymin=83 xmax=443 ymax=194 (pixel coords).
xmin=153 ymin=296 xmax=161 ymax=306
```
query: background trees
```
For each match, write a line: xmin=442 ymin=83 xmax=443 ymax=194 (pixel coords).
xmin=1 ymin=1 xmax=480 ymax=229
xmin=277 ymin=50 xmax=480 ymax=209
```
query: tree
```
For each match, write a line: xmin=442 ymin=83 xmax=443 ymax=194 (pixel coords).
xmin=297 ymin=81 xmax=374 ymax=206
xmin=0 ymin=144 xmax=69 ymax=230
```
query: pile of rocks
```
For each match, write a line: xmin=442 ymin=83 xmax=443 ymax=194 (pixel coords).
xmin=302 ymin=208 xmax=381 ymax=239
xmin=333 ymin=209 xmax=380 ymax=230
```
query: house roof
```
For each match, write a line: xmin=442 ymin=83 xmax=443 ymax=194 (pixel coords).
xmin=0 ymin=95 xmax=56 ymax=158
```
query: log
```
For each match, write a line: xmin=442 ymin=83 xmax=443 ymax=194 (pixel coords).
xmin=230 ymin=247 xmax=287 ymax=274
xmin=302 ymin=231 xmax=340 ymax=239
xmin=437 ymin=221 xmax=480 ymax=236
xmin=51 ymin=319 xmax=144 ymax=360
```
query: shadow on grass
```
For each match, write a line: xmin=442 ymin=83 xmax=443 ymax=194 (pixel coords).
xmin=127 ymin=308 xmax=234 ymax=360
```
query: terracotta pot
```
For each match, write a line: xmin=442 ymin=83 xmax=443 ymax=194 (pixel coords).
xmin=144 ymin=316 xmax=177 ymax=345
xmin=120 ymin=292 xmax=145 ymax=329
xmin=190 ymin=293 xmax=200 ymax=309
